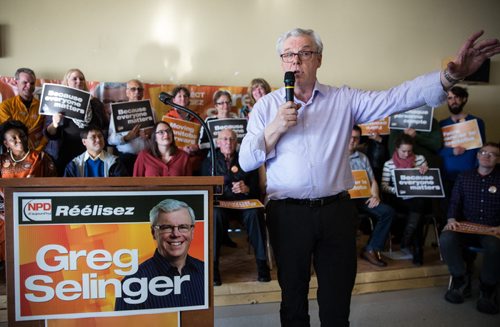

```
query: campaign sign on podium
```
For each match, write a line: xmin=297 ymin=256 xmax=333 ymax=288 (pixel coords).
xmin=0 ymin=174 xmax=225 ymax=327
xmin=13 ymin=190 xmax=209 ymax=321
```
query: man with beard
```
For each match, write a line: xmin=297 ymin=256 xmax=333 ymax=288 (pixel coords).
xmin=439 ymin=86 xmax=486 ymax=196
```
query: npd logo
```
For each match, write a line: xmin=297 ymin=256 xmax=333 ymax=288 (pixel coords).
xmin=22 ymin=199 xmax=52 ymax=222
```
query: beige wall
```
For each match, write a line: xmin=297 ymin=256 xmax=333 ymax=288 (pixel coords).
xmin=1 ymin=0 xmax=499 ymax=141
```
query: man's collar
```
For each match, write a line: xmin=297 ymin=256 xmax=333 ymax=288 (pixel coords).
xmin=279 ymin=80 xmax=326 ymax=102
xmin=84 ymin=151 xmax=105 ymax=161
xmin=349 ymin=150 xmax=360 ymax=159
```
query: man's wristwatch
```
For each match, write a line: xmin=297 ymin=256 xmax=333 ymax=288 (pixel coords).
xmin=443 ymin=69 xmax=463 ymax=84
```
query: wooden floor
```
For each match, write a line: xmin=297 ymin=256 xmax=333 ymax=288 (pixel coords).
xmin=214 ymin=229 xmax=449 ymax=306
xmin=0 ymin=230 xmax=449 ymax=323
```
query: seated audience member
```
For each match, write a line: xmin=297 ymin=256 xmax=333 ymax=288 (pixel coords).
xmin=440 ymin=142 xmax=500 ymax=315
xmin=64 ymin=126 xmax=127 ymax=177
xmin=0 ymin=120 xmax=57 ymax=264
xmin=349 ymin=126 xmax=394 ymax=267
xmin=164 ymin=86 xmax=203 ymax=174
xmin=360 ymin=131 xmax=390 ymax=186
xmin=45 ymin=68 xmax=109 ymax=175
xmin=0 ymin=68 xmax=48 ymax=151
xmin=389 ymin=118 xmax=443 ymax=169
xmin=133 ymin=121 xmax=192 ymax=176
xmin=108 ymin=79 xmax=152 ymax=174
xmin=199 ymin=90 xmax=233 ymax=150
xmin=381 ymin=134 xmax=428 ymax=266
xmin=201 ymin=128 xmax=271 ymax=286
xmin=0 ymin=120 xmax=57 ymax=178
xmin=239 ymin=78 xmax=272 ymax=119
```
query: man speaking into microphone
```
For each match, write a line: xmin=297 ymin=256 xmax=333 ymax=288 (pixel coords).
xmin=239 ymin=28 xmax=500 ymax=326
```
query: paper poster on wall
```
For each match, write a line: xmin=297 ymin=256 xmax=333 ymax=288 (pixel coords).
xmin=12 ymin=190 xmax=209 ymax=323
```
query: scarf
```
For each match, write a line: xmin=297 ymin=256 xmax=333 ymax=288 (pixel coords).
xmin=392 ymin=151 xmax=416 ymax=168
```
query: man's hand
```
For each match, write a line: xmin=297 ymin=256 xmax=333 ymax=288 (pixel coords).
xmin=123 ymin=124 xmax=141 ymax=142
xmin=453 ymin=146 xmax=466 ymax=156
xmin=404 ymin=128 xmax=416 ymax=138
xmin=271 ymin=101 xmax=300 ymax=134
xmin=52 ymin=113 xmax=63 ymax=128
xmin=264 ymin=101 xmax=301 ymax=154
xmin=365 ymin=196 xmax=380 ymax=209
xmin=368 ymin=132 xmax=382 ymax=143
xmin=443 ymin=218 xmax=460 ymax=231
xmin=182 ymin=144 xmax=200 ymax=155
xmin=141 ymin=127 xmax=153 ymax=140
xmin=489 ymin=226 xmax=500 ymax=236
xmin=232 ymin=181 xmax=249 ymax=194
xmin=445 ymin=30 xmax=500 ymax=81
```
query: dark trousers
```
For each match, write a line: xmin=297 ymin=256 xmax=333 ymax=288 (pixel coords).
xmin=440 ymin=231 xmax=500 ymax=286
xmin=266 ymin=197 xmax=358 ymax=327
xmin=118 ymin=152 xmax=137 ymax=176
xmin=213 ymin=207 xmax=267 ymax=262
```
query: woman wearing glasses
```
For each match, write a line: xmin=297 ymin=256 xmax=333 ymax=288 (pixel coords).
xmin=199 ymin=90 xmax=234 ymax=151
xmin=133 ymin=121 xmax=192 ymax=176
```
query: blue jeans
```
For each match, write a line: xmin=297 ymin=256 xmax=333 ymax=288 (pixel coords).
xmin=440 ymin=230 xmax=500 ymax=286
xmin=355 ymin=199 xmax=394 ymax=251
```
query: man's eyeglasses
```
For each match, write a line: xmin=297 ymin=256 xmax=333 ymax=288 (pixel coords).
xmin=219 ymin=137 xmax=237 ymax=142
xmin=153 ymin=224 xmax=194 ymax=234
xmin=216 ymin=101 xmax=231 ymax=106
xmin=155 ymin=129 xmax=171 ymax=136
xmin=280 ymin=51 xmax=319 ymax=63
xmin=127 ymin=87 xmax=144 ymax=92
xmin=478 ymin=150 xmax=499 ymax=158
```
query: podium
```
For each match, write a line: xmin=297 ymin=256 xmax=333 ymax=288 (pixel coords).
xmin=0 ymin=176 xmax=223 ymax=326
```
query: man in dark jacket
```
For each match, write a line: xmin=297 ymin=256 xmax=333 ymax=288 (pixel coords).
xmin=64 ymin=126 xmax=127 ymax=177
xmin=202 ymin=128 xmax=270 ymax=286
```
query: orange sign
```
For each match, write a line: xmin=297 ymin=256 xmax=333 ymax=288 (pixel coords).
xmin=348 ymin=170 xmax=372 ymax=199
xmin=441 ymin=119 xmax=482 ymax=150
xmin=13 ymin=191 xmax=208 ymax=323
xmin=216 ymin=199 xmax=264 ymax=210
xmin=359 ymin=117 xmax=390 ymax=136
xmin=163 ymin=116 xmax=202 ymax=148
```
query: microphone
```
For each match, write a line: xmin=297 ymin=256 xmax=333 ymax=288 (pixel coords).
xmin=159 ymin=92 xmax=174 ymax=104
xmin=284 ymin=71 xmax=295 ymax=102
